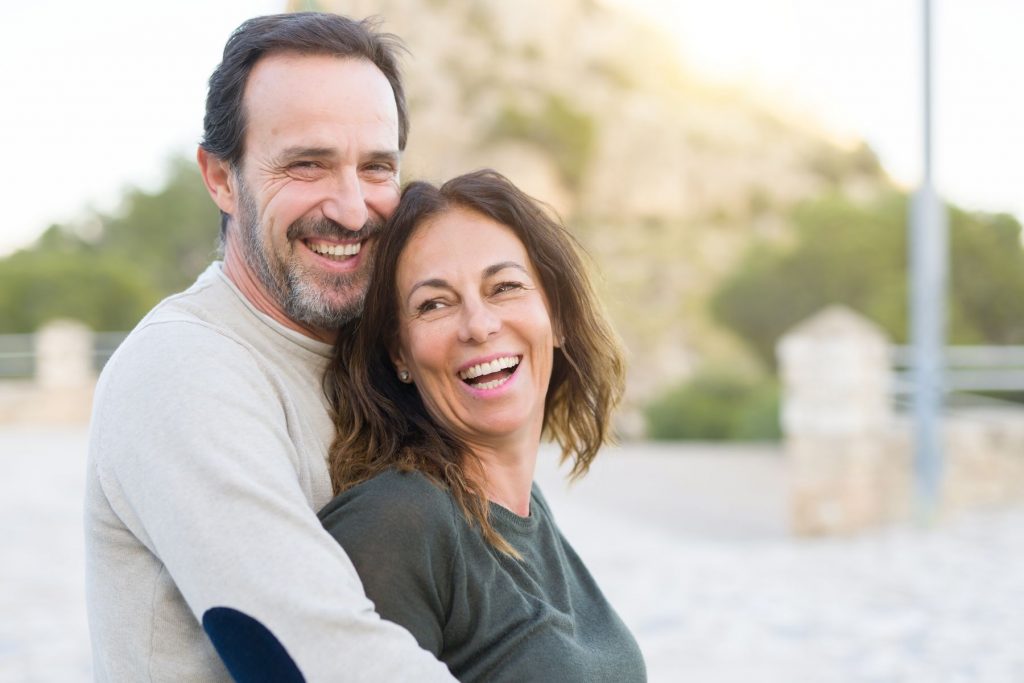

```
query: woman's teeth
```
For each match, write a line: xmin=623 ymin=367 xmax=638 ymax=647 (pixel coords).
xmin=459 ymin=356 xmax=520 ymax=389
xmin=459 ymin=356 xmax=520 ymax=381
xmin=473 ymin=377 xmax=510 ymax=390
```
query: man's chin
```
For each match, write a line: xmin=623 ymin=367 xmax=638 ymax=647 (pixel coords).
xmin=284 ymin=280 xmax=367 ymax=330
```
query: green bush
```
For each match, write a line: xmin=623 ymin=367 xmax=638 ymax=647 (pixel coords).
xmin=487 ymin=94 xmax=596 ymax=190
xmin=644 ymin=369 xmax=781 ymax=441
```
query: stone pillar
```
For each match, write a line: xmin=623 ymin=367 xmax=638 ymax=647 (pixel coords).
xmin=35 ymin=319 xmax=95 ymax=389
xmin=777 ymin=306 xmax=893 ymax=535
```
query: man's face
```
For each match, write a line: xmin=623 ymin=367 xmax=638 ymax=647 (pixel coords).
xmin=231 ymin=53 xmax=401 ymax=330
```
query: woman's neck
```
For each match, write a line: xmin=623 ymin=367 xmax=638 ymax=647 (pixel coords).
xmin=467 ymin=435 xmax=539 ymax=517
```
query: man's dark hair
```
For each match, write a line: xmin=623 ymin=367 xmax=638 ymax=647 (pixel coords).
xmin=201 ymin=12 xmax=409 ymax=237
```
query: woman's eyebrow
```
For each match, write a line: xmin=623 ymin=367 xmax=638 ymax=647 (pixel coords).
xmin=483 ymin=261 xmax=528 ymax=278
xmin=406 ymin=278 xmax=451 ymax=304
xmin=404 ymin=262 xmax=529 ymax=304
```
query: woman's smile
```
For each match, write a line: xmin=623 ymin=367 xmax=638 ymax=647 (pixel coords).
xmin=457 ymin=353 xmax=522 ymax=392
xmin=393 ymin=207 xmax=556 ymax=448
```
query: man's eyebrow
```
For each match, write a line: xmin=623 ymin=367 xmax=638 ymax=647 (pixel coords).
xmin=275 ymin=146 xmax=337 ymax=163
xmin=365 ymin=149 xmax=401 ymax=164
xmin=274 ymin=147 xmax=400 ymax=165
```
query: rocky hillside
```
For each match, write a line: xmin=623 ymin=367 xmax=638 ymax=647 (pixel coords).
xmin=297 ymin=0 xmax=889 ymax=412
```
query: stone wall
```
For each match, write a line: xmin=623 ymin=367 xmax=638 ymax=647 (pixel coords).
xmin=0 ymin=321 xmax=96 ymax=425
xmin=778 ymin=305 xmax=1024 ymax=534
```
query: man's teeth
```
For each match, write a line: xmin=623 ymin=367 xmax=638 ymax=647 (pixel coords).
xmin=459 ymin=356 xmax=520 ymax=381
xmin=308 ymin=240 xmax=361 ymax=257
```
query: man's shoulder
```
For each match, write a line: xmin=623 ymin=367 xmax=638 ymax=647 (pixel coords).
xmin=135 ymin=263 xmax=251 ymax=342
xmin=91 ymin=266 xmax=275 ymax=429
xmin=103 ymin=264 xmax=261 ymax=374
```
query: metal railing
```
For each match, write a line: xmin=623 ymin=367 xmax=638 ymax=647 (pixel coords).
xmin=0 ymin=333 xmax=35 ymax=379
xmin=0 ymin=331 xmax=129 ymax=380
xmin=891 ymin=345 xmax=1024 ymax=394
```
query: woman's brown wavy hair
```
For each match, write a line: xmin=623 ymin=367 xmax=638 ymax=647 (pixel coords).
xmin=324 ymin=169 xmax=625 ymax=556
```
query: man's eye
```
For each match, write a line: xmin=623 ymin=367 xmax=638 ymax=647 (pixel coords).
xmin=287 ymin=162 xmax=322 ymax=177
xmin=363 ymin=163 xmax=396 ymax=177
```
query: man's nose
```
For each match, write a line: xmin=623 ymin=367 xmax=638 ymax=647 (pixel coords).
xmin=322 ymin=170 xmax=369 ymax=231
xmin=459 ymin=300 xmax=501 ymax=343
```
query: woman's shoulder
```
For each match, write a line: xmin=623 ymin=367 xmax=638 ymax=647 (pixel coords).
xmin=318 ymin=469 xmax=461 ymax=546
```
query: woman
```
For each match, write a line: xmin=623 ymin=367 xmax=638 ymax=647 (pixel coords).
xmin=319 ymin=169 xmax=645 ymax=682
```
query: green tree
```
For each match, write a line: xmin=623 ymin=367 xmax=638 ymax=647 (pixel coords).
xmin=0 ymin=156 xmax=219 ymax=332
xmin=711 ymin=193 xmax=1024 ymax=365
xmin=97 ymin=157 xmax=221 ymax=293
xmin=487 ymin=94 xmax=596 ymax=190
xmin=0 ymin=250 xmax=160 ymax=333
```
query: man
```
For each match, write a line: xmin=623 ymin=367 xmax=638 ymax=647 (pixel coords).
xmin=84 ymin=13 xmax=455 ymax=682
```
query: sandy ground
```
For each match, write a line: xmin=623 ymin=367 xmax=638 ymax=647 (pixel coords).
xmin=1 ymin=426 xmax=1022 ymax=682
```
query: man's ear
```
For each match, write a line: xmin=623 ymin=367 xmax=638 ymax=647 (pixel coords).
xmin=197 ymin=147 xmax=237 ymax=216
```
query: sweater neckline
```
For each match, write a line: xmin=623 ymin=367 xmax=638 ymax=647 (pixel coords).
xmin=488 ymin=488 xmax=542 ymax=534
xmin=208 ymin=262 xmax=334 ymax=359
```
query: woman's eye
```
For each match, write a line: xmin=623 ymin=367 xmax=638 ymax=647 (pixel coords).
xmin=494 ymin=281 xmax=524 ymax=295
xmin=416 ymin=300 xmax=446 ymax=314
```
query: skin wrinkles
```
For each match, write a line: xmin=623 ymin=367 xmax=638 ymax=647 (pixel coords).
xmin=199 ymin=53 xmax=401 ymax=342
xmin=392 ymin=209 xmax=557 ymax=515
xmin=406 ymin=263 xmax=530 ymax=307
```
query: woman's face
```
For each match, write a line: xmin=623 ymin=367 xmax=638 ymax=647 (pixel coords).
xmin=392 ymin=207 xmax=557 ymax=450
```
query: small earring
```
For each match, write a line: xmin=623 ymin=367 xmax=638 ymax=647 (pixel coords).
xmin=398 ymin=370 xmax=411 ymax=383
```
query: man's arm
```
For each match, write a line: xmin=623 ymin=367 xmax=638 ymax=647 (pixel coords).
xmin=91 ymin=321 xmax=455 ymax=682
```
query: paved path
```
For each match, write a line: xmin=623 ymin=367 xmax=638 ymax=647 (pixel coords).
xmin=2 ymin=427 xmax=1022 ymax=682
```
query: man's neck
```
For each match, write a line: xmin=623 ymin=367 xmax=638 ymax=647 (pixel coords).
xmin=222 ymin=247 xmax=336 ymax=345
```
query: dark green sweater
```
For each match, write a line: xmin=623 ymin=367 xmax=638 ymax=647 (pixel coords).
xmin=319 ymin=469 xmax=647 ymax=682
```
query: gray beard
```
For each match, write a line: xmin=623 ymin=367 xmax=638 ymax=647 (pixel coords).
xmin=235 ymin=181 xmax=379 ymax=329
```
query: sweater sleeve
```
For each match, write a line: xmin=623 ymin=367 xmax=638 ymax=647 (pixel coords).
xmin=318 ymin=470 xmax=460 ymax=659
xmin=91 ymin=322 xmax=454 ymax=682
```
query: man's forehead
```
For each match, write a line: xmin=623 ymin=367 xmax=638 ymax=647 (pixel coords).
xmin=240 ymin=52 xmax=399 ymax=156
xmin=244 ymin=52 xmax=394 ymax=111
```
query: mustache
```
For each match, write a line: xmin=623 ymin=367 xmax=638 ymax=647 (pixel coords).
xmin=286 ymin=216 xmax=383 ymax=243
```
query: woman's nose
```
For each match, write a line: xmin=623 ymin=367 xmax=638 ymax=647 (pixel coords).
xmin=459 ymin=301 xmax=501 ymax=343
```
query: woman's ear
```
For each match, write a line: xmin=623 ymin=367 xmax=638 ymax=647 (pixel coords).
xmin=391 ymin=348 xmax=413 ymax=383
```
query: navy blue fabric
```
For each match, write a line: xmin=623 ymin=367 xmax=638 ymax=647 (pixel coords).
xmin=202 ymin=607 xmax=305 ymax=683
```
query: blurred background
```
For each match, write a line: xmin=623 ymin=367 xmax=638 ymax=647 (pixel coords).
xmin=1 ymin=1 xmax=1022 ymax=681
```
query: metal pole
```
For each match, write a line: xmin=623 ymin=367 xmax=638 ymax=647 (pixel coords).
xmin=909 ymin=0 xmax=947 ymax=521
